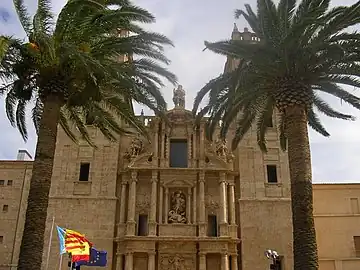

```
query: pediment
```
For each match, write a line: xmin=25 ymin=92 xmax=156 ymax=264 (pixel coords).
xmin=163 ymin=178 xmax=193 ymax=188
xmin=128 ymin=153 xmax=153 ymax=168
xmin=166 ymin=108 xmax=193 ymax=123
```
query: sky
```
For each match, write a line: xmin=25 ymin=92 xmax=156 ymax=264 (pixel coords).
xmin=0 ymin=0 xmax=360 ymax=183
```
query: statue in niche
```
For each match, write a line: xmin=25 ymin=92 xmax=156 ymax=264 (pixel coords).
xmin=168 ymin=190 xmax=187 ymax=224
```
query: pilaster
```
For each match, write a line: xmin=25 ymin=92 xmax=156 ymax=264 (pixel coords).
xmin=126 ymin=171 xmax=137 ymax=236
xmin=149 ymin=171 xmax=158 ymax=235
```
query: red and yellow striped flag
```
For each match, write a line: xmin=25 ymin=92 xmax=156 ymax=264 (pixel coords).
xmin=64 ymin=229 xmax=92 ymax=262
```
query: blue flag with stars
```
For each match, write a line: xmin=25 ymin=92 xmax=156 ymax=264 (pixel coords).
xmin=74 ymin=248 xmax=107 ymax=267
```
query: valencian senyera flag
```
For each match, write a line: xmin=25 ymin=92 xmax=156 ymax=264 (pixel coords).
xmin=56 ymin=226 xmax=93 ymax=262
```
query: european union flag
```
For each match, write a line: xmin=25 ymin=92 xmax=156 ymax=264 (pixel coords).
xmin=74 ymin=248 xmax=107 ymax=267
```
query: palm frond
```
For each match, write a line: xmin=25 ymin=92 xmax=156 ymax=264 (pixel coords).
xmin=13 ymin=0 xmax=32 ymax=36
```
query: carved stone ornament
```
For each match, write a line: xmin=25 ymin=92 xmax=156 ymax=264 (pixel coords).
xmin=124 ymin=135 xmax=144 ymax=160
xmin=168 ymin=190 xmax=187 ymax=224
xmin=206 ymin=137 xmax=235 ymax=164
xmin=160 ymin=255 xmax=186 ymax=270
xmin=136 ymin=189 xmax=151 ymax=213
xmin=205 ymin=195 xmax=220 ymax=210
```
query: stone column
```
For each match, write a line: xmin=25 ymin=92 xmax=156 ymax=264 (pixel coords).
xmin=187 ymin=130 xmax=192 ymax=168
xmin=219 ymin=173 xmax=228 ymax=237
xmin=164 ymin=188 xmax=169 ymax=224
xmin=116 ymin=254 xmax=123 ymax=270
xmin=193 ymin=186 xmax=197 ymax=224
xmin=149 ymin=172 xmax=157 ymax=235
xmin=165 ymin=128 xmax=170 ymax=167
xmin=199 ymin=123 xmax=205 ymax=166
xmin=153 ymin=121 xmax=159 ymax=159
xmin=159 ymin=184 xmax=163 ymax=224
xmin=221 ymin=254 xmax=229 ymax=270
xmin=126 ymin=171 xmax=137 ymax=235
xmin=160 ymin=123 xmax=165 ymax=166
xmin=119 ymin=181 xmax=127 ymax=223
xmin=148 ymin=252 xmax=156 ymax=270
xmin=125 ymin=253 xmax=133 ymax=270
xmin=231 ymin=255 xmax=238 ymax=270
xmin=199 ymin=172 xmax=206 ymax=236
xmin=219 ymin=174 xmax=228 ymax=224
xmin=187 ymin=187 xmax=191 ymax=224
xmin=193 ymin=133 xmax=197 ymax=167
xmin=199 ymin=252 xmax=206 ymax=270
xmin=229 ymin=182 xmax=236 ymax=225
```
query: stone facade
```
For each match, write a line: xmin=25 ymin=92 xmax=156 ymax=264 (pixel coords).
xmin=314 ymin=184 xmax=360 ymax=270
xmin=0 ymin=26 xmax=293 ymax=270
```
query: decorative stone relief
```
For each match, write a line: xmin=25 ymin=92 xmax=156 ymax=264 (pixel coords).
xmin=205 ymin=137 xmax=235 ymax=164
xmin=124 ymin=136 xmax=144 ymax=160
xmin=136 ymin=184 xmax=151 ymax=214
xmin=168 ymin=191 xmax=187 ymax=224
xmin=160 ymin=255 xmax=194 ymax=270
xmin=205 ymin=194 xmax=220 ymax=211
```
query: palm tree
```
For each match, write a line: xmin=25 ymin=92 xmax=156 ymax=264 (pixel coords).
xmin=0 ymin=0 xmax=176 ymax=269
xmin=193 ymin=1 xmax=360 ymax=269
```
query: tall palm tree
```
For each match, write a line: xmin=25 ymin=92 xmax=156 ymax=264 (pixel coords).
xmin=193 ymin=1 xmax=360 ymax=269
xmin=0 ymin=0 xmax=176 ymax=269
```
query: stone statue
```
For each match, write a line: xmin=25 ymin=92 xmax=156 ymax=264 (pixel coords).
xmin=215 ymin=137 xmax=228 ymax=157
xmin=130 ymin=136 xmax=143 ymax=157
xmin=168 ymin=191 xmax=187 ymax=224
xmin=173 ymin=85 xmax=186 ymax=108
xmin=124 ymin=135 xmax=143 ymax=160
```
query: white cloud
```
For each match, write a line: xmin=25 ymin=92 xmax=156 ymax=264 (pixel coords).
xmin=1 ymin=0 xmax=360 ymax=182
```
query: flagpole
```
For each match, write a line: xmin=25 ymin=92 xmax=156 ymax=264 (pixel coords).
xmin=45 ymin=216 xmax=55 ymax=270
xmin=68 ymin=254 xmax=73 ymax=270
xmin=58 ymin=254 xmax=63 ymax=270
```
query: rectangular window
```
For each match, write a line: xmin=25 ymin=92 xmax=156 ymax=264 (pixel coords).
xmin=351 ymin=198 xmax=359 ymax=214
xmin=0 ymin=236 xmax=3 ymax=243
xmin=266 ymin=115 xmax=273 ymax=127
xmin=271 ymin=256 xmax=283 ymax=270
xmin=207 ymin=215 xmax=218 ymax=237
xmin=2 ymin=205 xmax=8 ymax=212
xmin=79 ymin=163 xmax=90 ymax=181
xmin=354 ymin=236 xmax=360 ymax=257
xmin=266 ymin=165 xmax=278 ymax=183
xmin=7 ymin=180 xmax=13 ymax=186
xmin=137 ymin=214 xmax=148 ymax=236
xmin=0 ymin=180 xmax=4 ymax=186
xmin=170 ymin=139 xmax=188 ymax=168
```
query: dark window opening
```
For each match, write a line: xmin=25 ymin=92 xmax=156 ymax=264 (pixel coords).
xmin=0 ymin=236 xmax=3 ymax=243
xmin=354 ymin=236 xmax=360 ymax=257
xmin=266 ymin=165 xmax=278 ymax=183
xmin=270 ymin=256 xmax=283 ymax=270
xmin=79 ymin=163 xmax=90 ymax=181
xmin=266 ymin=115 xmax=273 ymax=127
xmin=0 ymin=180 xmax=4 ymax=186
xmin=170 ymin=139 xmax=188 ymax=168
xmin=137 ymin=214 xmax=148 ymax=236
xmin=7 ymin=180 xmax=13 ymax=186
xmin=207 ymin=215 xmax=218 ymax=237
xmin=85 ymin=114 xmax=95 ymax=125
xmin=2 ymin=205 xmax=8 ymax=212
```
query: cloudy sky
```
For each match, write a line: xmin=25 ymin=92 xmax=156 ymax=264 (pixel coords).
xmin=1 ymin=0 xmax=360 ymax=183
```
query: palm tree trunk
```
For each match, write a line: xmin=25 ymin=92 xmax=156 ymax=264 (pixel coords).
xmin=17 ymin=95 xmax=62 ymax=270
xmin=285 ymin=106 xmax=318 ymax=270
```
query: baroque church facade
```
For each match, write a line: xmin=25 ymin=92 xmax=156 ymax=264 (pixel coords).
xmin=0 ymin=26 xmax=294 ymax=270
